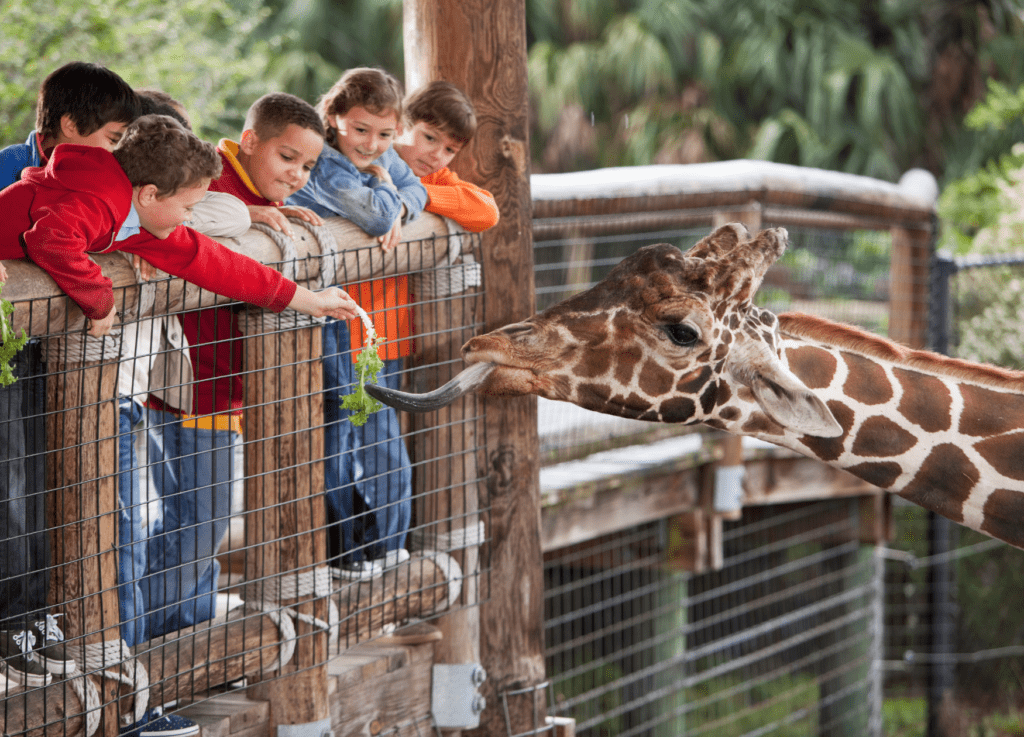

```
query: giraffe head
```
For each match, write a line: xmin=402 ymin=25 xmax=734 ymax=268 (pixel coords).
xmin=458 ymin=223 xmax=842 ymax=437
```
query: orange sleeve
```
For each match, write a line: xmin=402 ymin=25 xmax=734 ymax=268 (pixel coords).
xmin=421 ymin=168 xmax=500 ymax=233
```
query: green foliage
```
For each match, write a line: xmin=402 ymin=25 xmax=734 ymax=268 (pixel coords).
xmin=0 ymin=283 xmax=29 ymax=387
xmin=339 ymin=337 xmax=384 ymax=427
xmin=0 ymin=0 xmax=272 ymax=143
xmin=883 ymin=696 xmax=926 ymax=737
xmin=686 ymin=672 xmax=819 ymax=736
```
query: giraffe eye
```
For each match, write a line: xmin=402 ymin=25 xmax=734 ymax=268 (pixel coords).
xmin=664 ymin=323 xmax=699 ymax=347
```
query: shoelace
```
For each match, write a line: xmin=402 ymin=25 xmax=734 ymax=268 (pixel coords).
xmin=35 ymin=613 xmax=65 ymax=643
xmin=13 ymin=629 xmax=37 ymax=659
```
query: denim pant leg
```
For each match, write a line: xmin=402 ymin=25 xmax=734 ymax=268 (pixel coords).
xmin=0 ymin=342 xmax=48 ymax=629
xmin=143 ymin=410 xmax=236 ymax=638
xmin=322 ymin=318 xmax=357 ymax=562
xmin=353 ymin=358 xmax=412 ymax=557
xmin=117 ymin=400 xmax=148 ymax=647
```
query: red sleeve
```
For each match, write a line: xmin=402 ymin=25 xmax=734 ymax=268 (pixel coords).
xmin=21 ymin=194 xmax=116 ymax=319
xmin=119 ymin=226 xmax=297 ymax=312
xmin=422 ymin=168 xmax=500 ymax=233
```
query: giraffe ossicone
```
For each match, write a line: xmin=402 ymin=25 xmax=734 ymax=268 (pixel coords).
xmin=368 ymin=223 xmax=1024 ymax=549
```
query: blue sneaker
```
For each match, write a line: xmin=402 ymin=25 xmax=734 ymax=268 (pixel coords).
xmin=121 ymin=708 xmax=200 ymax=737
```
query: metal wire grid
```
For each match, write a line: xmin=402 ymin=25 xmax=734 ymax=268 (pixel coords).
xmin=543 ymin=500 xmax=883 ymax=737
xmin=0 ymin=231 xmax=488 ymax=733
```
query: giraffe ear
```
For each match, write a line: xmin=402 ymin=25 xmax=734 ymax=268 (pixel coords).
xmin=728 ymin=341 xmax=843 ymax=438
xmin=748 ymin=372 xmax=844 ymax=438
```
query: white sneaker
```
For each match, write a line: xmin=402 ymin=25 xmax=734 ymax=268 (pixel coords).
xmin=333 ymin=549 xmax=411 ymax=581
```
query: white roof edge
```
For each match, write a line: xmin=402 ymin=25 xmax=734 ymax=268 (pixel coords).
xmin=530 ymin=161 xmax=938 ymax=211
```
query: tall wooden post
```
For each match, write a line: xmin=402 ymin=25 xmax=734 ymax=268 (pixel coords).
xmin=243 ymin=317 xmax=331 ymax=732
xmin=404 ymin=2 xmax=547 ymax=736
xmin=46 ymin=352 xmax=122 ymax=737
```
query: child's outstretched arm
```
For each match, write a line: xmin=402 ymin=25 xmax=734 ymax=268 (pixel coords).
xmin=288 ymin=285 xmax=359 ymax=320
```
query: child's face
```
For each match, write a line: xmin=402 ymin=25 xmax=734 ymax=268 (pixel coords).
xmin=239 ymin=123 xmax=324 ymax=202
xmin=59 ymin=115 xmax=129 ymax=152
xmin=331 ymin=106 xmax=399 ymax=169
xmin=394 ymin=121 xmax=463 ymax=178
xmin=135 ymin=178 xmax=211 ymax=239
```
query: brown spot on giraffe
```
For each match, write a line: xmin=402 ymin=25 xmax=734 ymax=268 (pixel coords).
xmin=846 ymin=461 xmax=903 ymax=489
xmin=842 ymin=353 xmax=892 ymax=405
xmin=959 ymin=384 xmax=1024 ymax=437
xmin=974 ymin=431 xmax=1024 ymax=481
xmin=715 ymin=382 xmax=732 ymax=406
xmin=677 ymin=366 xmax=713 ymax=394
xmin=894 ymin=368 xmax=951 ymax=433
xmin=741 ymin=413 xmax=784 ymax=435
xmin=719 ymin=406 xmax=740 ymax=421
xmin=851 ymin=416 xmax=918 ymax=458
xmin=699 ymin=383 xmax=718 ymax=414
xmin=899 ymin=444 xmax=977 ymax=524
xmin=574 ymin=346 xmax=613 ymax=379
xmin=660 ymin=396 xmax=697 ymax=423
xmin=613 ymin=345 xmax=643 ymax=385
xmin=786 ymin=346 xmax=837 ymax=390
xmin=799 ymin=400 xmax=854 ymax=461
xmin=980 ymin=489 xmax=1024 ymax=547
xmin=638 ymin=359 xmax=675 ymax=398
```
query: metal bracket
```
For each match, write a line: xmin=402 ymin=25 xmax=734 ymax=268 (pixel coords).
xmin=432 ymin=663 xmax=487 ymax=729
xmin=714 ymin=464 xmax=746 ymax=513
xmin=276 ymin=717 xmax=333 ymax=737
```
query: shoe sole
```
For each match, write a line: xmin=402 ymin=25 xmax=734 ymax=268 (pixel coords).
xmin=39 ymin=656 xmax=78 ymax=675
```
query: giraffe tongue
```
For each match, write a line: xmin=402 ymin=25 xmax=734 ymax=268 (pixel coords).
xmin=365 ymin=362 xmax=496 ymax=412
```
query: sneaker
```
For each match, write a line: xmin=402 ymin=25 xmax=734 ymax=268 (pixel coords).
xmin=333 ymin=548 xmax=411 ymax=581
xmin=120 ymin=707 xmax=200 ymax=737
xmin=0 ymin=628 xmax=51 ymax=687
xmin=33 ymin=614 xmax=77 ymax=675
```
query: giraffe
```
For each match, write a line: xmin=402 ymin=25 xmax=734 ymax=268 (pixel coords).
xmin=368 ymin=223 xmax=1024 ymax=550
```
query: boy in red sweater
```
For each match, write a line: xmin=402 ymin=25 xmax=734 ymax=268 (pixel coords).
xmin=139 ymin=93 xmax=327 ymax=638
xmin=393 ymin=80 xmax=499 ymax=233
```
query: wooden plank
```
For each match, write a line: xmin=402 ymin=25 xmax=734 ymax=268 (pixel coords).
xmin=889 ymin=225 xmax=932 ymax=349
xmin=743 ymin=454 xmax=879 ymax=505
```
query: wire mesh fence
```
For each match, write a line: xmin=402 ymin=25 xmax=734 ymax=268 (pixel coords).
xmin=544 ymin=500 xmax=883 ymax=737
xmin=0 ymin=226 xmax=487 ymax=735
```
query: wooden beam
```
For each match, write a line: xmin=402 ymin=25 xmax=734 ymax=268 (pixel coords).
xmin=404 ymin=1 xmax=545 ymax=735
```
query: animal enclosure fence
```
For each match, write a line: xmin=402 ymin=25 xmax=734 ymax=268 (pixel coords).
xmin=0 ymin=214 xmax=487 ymax=736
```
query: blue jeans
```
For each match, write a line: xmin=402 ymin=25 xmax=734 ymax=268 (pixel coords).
xmin=322 ymin=319 xmax=412 ymax=564
xmin=143 ymin=409 xmax=237 ymax=639
xmin=0 ymin=342 xmax=47 ymax=629
xmin=117 ymin=400 xmax=148 ymax=646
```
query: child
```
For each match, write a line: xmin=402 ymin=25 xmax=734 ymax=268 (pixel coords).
xmin=393 ymin=80 xmax=499 ymax=233
xmin=0 ymin=114 xmax=359 ymax=666
xmin=288 ymin=68 xmax=427 ymax=578
xmin=0 ymin=61 xmax=138 ymax=690
xmin=140 ymin=92 xmax=326 ymax=641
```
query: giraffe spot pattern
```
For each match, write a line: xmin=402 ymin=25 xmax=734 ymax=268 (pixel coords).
xmin=842 ymin=353 xmax=892 ymax=405
xmin=799 ymin=400 xmax=854 ymax=461
xmin=959 ymin=384 xmax=1024 ymax=437
xmin=974 ymin=431 xmax=1024 ymax=481
xmin=638 ymin=359 xmax=675 ymax=397
xmin=699 ymin=383 xmax=718 ymax=414
xmin=660 ymin=396 xmax=697 ymax=422
xmin=846 ymin=461 xmax=903 ymax=489
xmin=573 ymin=346 xmax=613 ymax=379
xmin=742 ymin=413 xmax=784 ymax=435
xmin=898 ymin=444 xmax=977 ymax=524
xmin=614 ymin=345 xmax=644 ymax=385
xmin=719 ymin=406 xmax=740 ymax=421
xmin=851 ymin=416 xmax=918 ymax=457
xmin=677 ymin=366 xmax=713 ymax=394
xmin=894 ymin=368 xmax=951 ymax=433
xmin=785 ymin=346 xmax=837 ymax=390
xmin=715 ymin=382 xmax=732 ymax=406
xmin=980 ymin=489 xmax=1024 ymax=547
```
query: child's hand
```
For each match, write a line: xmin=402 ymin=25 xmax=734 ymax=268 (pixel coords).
xmin=0 ymin=261 xmax=8 ymax=283
xmin=278 ymin=205 xmax=324 ymax=228
xmin=288 ymin=286 xmax=360 ymax=320
xmin=249 ymin=205 xmax=299 ymax=238
xmin=363 ymin=164 xmax=393 ymax=186
xmin=87 ymin=305 xmax=118 ymax=337
xmin=132 ymin=254 xmax=158 ymax=281
xmin=378 ymin=216 xmax=403 ymax=253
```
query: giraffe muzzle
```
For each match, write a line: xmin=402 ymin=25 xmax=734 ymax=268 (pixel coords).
xmin=365 ymin=362 xmax=496 ymax=412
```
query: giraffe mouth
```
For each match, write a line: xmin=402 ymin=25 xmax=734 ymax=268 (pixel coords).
xmin=365 ymin=362 xmax=496 ymax=412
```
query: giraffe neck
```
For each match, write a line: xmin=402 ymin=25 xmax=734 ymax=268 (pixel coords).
xmin=722 ymin=313 xmax=1024 ymax=549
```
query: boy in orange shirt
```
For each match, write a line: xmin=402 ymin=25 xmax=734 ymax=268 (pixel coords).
xmin=393 ymin=80 xmax=499 ymax=233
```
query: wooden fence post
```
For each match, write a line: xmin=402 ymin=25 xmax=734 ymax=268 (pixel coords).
xmin=404 ymin=1 xmax=547 ymax=735
xmin=46 ymin=348 xmax=123 ymax=737
xmin=243 ymin=315 xmax=331 ymax=732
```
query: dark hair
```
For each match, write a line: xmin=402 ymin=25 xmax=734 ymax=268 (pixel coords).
xmin=404 ymin=81 xmax=477 ymax=145
xmin=317 ymin=68 xmax=403 ymax=148
xmin=112 ymin=115 xmax=222 ymax=196
xmin=136 ymin=88 xmax=191 ymax=129
xmin=243 ymin=92 xmax=325 ymax=141
xmin=36 ymin=61 xmax=140 ymax=139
